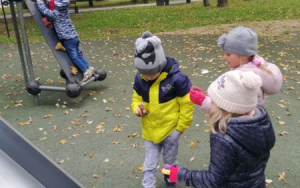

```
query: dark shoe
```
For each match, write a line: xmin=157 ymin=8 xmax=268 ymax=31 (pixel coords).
xmin=164 ymin=175 xmax=177 ymax=188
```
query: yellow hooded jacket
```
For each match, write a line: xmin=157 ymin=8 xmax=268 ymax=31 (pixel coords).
xmin=131 ymin=57 xmax=194 ymax=144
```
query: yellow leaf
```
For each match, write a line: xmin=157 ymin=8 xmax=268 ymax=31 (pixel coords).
xmin=70 ymin=66 xmax=78 ymax=75
xmin=113 ymin=125 xmax=123 ymax=132
xmin=278 ymin=172 xmax=285 ymax=181
xmin=278 ymin=120 xmax=285 ymax=125
xmin=19 ymin=121 xmax=26 ymax=126
xmin=45 ymin=78 xmax=53 ymax=84
xmin=190 ymin=141 xmax=196 ymax=148
xmin=138 ymin=166 xmax=143 ymax=171
xmin=92 ymin=174 xmax=99 ymax=178
xmin=60 ymin=139 xmax=67 ymax=145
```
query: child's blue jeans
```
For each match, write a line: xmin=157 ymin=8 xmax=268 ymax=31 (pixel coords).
xmin=62 ymin=36 xmax=89 ymax=72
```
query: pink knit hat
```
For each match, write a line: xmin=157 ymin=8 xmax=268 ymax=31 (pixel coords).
xmin=207 ymin=70 xmax=262 ymax=114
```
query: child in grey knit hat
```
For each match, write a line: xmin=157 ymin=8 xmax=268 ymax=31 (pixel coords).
xmin=190 ymin=26 xmax=283 ymax=113
xmin=131 ymin=31 xmax=194 ymax=188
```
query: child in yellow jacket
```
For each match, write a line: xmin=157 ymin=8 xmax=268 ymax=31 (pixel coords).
xmin=131 ymin=31 xmax=194 ymax=188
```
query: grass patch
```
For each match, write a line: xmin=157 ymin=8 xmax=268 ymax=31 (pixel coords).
xmin=0 ymin=0 xmax=299 ymax=44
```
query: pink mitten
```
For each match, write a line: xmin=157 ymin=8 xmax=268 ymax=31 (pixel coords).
xmin=189 ymin=87 xmax=206 ymax=106
xmin=161 ymin=164 xmax=179 ymax=183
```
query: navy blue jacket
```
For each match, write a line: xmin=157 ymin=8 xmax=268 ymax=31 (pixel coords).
xmin=177 ymin=107 xmax=275 ymax=188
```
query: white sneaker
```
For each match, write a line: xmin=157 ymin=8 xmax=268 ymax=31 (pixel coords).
xmin=82 ymin=66 xmax=94 ymax=82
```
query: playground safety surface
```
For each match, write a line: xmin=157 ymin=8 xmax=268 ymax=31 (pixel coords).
xmin=0 ymin=24 xmax=300 ymax=188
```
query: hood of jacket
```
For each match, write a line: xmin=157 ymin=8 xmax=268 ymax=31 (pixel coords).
xmin=226 ymin=107 xmax=275 ymax=155
xmin=161 ymin=56 xmax=180 ymax=77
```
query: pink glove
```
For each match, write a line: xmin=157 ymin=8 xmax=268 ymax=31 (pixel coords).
xmin=189 ymin=87 xmax=206 ymax=106
xmin=161 ymin=164 xmax=179 ymax=183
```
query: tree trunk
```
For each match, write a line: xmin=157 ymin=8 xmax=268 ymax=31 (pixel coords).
xmin=88 ymin=0 xmax=94 ymax=7
xmin=203 ymin=0 xmax=210 ymax=7
xmin=217 ymin=0 xmax=228 ymax=7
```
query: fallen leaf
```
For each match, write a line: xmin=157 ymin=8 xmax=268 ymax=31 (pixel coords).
xmin=190 ymin=156 xmax=195 ymax=162
xmin=278 ymin=131 xmax=288 ymax=136
xmin=60 ymin=139 xmax=67 ymax=145
xmin=265 ymin=179 xmax=273 ymax=184
xmin=80 ymin=112 xmax=90 ymax=118
xmin=19 ymin=121 xmax=26 ymax=126
xmin=57 ymin=159 xmax=64 ymax=164
xmin=112 ymin=141 xmax=120 ymax=144
xmin=52 ymin=125 xmax=57 ymax=131
xmin=190 ymin=141 xmax=196 ymax=148
xmin=70 ymin=66 xmax=78 ymax=75
xmin=92 ymin=174 xmax=99 ymax=179
xmin=96 ymin=122 xmax=105 ymax=133
xmin=43 ymin=114 xmax=53 ymax=119
xmin=106 ymin=107 xmax=113 ymax=111
xmin=278 ymin=172 xmax=285 ymax=181
xmin=4 ymin=104 xmax=10 ymax=109
xmin=138 ymin=166 xmax=143 ymax=171
xmin=113 ymin=125 xmax=123 ymax=132
xmin=89 ymin=152 xmax=94 ymax=158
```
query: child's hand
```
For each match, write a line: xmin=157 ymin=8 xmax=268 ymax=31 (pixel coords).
xmin=189 ymin=87 xmax=206 ymax=106
xmin=135 ymin=103 xmax=148 ymax=117
xmin=160 ymin=164 xmax=179 ymax=183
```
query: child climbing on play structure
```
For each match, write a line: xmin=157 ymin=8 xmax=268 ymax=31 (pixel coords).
xmin=36 ymin=0 xmax=94 ymax=82
xmin=161 ymin=70 xmax=276 ymax=188
xmin=190 ymin=26 xmax=283 ymax=113
xmin=41 ymin=0 xmax=66 ymax=51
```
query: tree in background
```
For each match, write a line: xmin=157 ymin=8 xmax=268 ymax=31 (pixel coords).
xmin=203 ymin=0 xmax=210 ymax=6
xmin=218 ymin=0 xmax=228 ymax=7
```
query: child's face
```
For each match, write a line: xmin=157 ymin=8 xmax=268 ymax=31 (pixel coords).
xmin=143 ymin=72 xmax=160 ymax=81
xmin=223 ymin=52 xmax=249 ymax=69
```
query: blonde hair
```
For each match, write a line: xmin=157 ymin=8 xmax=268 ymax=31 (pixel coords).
xmin=208 ymin=106 xmax=231 ymax=134
xmin=249 ymin=55 xmax=273 ymax=74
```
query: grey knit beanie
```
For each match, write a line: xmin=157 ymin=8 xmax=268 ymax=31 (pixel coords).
xmin=218 ymin=26 xmax=258 ymax=56
xmin=134 ymin=31 xmax=167 ymax=75
xmin=207 ymin=70 xmax=262 ymax=114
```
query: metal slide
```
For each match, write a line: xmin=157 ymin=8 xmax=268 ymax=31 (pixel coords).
xmin=0 ymin=117 xmax=84 ymax=188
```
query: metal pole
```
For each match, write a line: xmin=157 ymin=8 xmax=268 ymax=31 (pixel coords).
xmin=16 ymin=1 xmax=40 ymax=105
xmin=39 ymin=86 xmax=66 ymax=92
xmin=11 ymin=0 xmax=40 ymax=105
xmin=17 ymin=2 xmax=35 ymax=81
xmin=9 ymin=1 xmax=29 ymax=84
xmin=1 ymin=0 xmax=10 ymax=38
